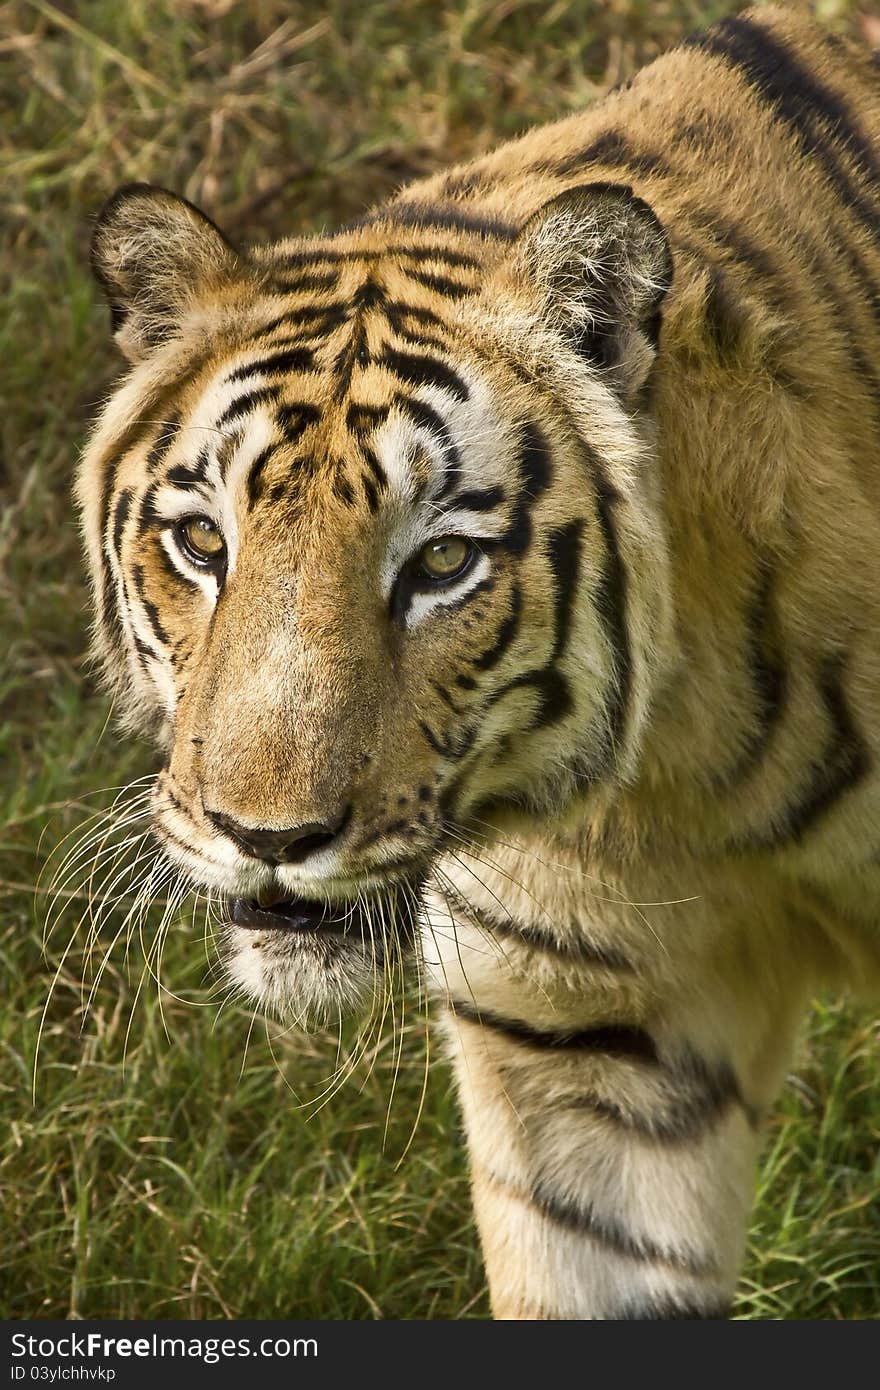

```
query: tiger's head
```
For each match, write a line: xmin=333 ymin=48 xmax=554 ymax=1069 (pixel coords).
xmin=78 ymin=181 xmax=674 ymax=1025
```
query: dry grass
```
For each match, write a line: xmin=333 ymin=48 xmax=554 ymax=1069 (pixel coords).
xmin=1 ymin=0 xmax=878 ymax=1320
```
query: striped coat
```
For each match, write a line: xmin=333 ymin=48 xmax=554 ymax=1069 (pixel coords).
xmin=77 ymin=8 xmax=879 ymax=1317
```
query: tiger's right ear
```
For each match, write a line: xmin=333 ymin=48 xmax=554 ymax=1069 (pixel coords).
xmin=91 ymin=184 xmax=239 ymax=362
xmin=501 ymin=182 xmax=673 ymax=400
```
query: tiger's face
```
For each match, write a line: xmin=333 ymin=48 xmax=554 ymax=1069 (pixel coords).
xmin=79 ymin=183 xmax=673 ymax=1025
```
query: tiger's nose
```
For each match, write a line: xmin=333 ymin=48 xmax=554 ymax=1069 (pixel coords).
xmin=206 ymin=806 xmax=351 ymax=865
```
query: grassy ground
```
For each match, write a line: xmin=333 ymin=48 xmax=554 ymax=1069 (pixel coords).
xmin=1 ymin=0 xmax=878 ymax=1321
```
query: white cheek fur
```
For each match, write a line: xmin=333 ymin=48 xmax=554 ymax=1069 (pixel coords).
xmin=158 ymin=530 xmax=222 ymax=604
xmin=404 ymin=551 xmax=491 ymax=629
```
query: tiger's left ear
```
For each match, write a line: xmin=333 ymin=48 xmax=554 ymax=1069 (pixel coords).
xmin=91 ymin=183 xmax=240 ymax=362
xmin=509 ymin=182 xmax=673 ymax=399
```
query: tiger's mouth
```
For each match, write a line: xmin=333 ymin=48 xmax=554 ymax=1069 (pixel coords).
xmin=225 ymin=884 xmax=422 ymax=942
xmin=220 ymin=878 xmax=426 ymax=1025
xmin=228 ymin=895 xmax=372 ymax=936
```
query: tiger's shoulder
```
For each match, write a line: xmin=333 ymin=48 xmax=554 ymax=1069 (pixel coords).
xmin=391 ymin=6 xmax=879 ymax=243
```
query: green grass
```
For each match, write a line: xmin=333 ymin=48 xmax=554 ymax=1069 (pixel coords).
xmin=1 ymin=0 xmax=877 ymax=1321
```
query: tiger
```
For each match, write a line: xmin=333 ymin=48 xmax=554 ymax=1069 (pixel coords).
xmin=74 ymin=5 xmax=880 ymax=1319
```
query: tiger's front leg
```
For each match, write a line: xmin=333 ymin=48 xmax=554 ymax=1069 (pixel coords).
xmin=427 ymin=875 xmax=808 ymax=1320
xmin=444 ymin=1007 xmax=761 ymax=1318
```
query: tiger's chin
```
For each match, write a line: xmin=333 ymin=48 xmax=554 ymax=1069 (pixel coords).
xmin=219 ymin=890 xmax=418 ymax=1029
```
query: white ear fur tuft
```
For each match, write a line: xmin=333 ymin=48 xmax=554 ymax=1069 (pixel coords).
xmin=510 ymin=182 xmax=673 ymax=398
xmin=91 ymin=183 xmax=239 ymax=361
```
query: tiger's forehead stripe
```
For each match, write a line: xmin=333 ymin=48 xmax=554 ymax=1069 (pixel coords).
xmin=273 ymin=241 xmax=484 ymax=269
xmin=144 ymin=242 xmax=506 ymax=519
xmin=226 ymin=346 xmax=315 ymax=382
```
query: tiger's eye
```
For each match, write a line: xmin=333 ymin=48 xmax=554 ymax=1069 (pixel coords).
xmin=418 ymin=536 xmax=472 ymax=581
xmin=178 ymin=515 xmax=225 ymax=564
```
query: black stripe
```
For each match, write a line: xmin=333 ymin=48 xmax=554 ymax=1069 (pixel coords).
xmin=145 ymin=416 xmax=180 ymax=473
xmin=398 ymin=245 xmax=481 ymax=269
xmin=256 ymin=304 xmax=351 ymax=339
xmin=272 ymin=270 xmax=339 ymax=293
xmin=275 ymin=246 xmax=364 ymax=266
xmin=677 ymin=143 xmax=880 ymax=411
xmin=361 ymin=472 xmax=380 ymax=513
xmin=131 ymin=562 xmax=171 ymax=648
xmin=156 ymin=819 xmax=227 ymax=865
xmin=702 ymin=264 xmax=742 ymax=360
xmin=116 ymin=488 xmax=160 ymax=665
xmin=432 ymin=680 xmax=465 ymax=714
xmin=719 ymin=202 xmax=880 ymax=415
xmin=394 ymin=393 xmax=463 ymax=494
xmin=333 ymin=318 xmax=370 ymax=399
xmin=275 ymin=402 xmax=321 ymax=443
xmin=519 ymin=418 xmax=553 ymax=493
xmin=688 ymin=17 xmax=880 ymax=243
xmin=713 ymin=563 xmax=786 ymax=788
xmin=491 ymin=665 xmax=572 ymax=729
xmin=395 ymin=393 xmax=452 ymax=437
xmin=373 ymin=201 xmax=520 ymax=241
xmin=560 ymin=1049 xmax=757 ymax=1140
xmin=420 ymin=720 xmax=448 ymax=756
xmin=801 ymin=229 xmax=880 ymax=416
xmin=136 ymin=477 xmax=163 ymax=531
xmin=98 ymin=434 xmax=161 ymax=664
xmin=471 ymin=584 xmax=523 ymax=672
xmin=379 ymin=346 xmax=469 ymax=401
xmin=217 ymin=385 xmax=280 ymax=428
xmin=449 ymin=998 xmax=658 ymax=1061
xmin=132 ymin=633 xmax=161 ymax=668
xmin=96 ymin=408 xmax=187 ymax=670
xmin=828 ymin=227 xmax=880 ymax=339
xmin=385 ymin=300 xmax=450 ymax=338
xmin=445 ymin=486 xmax=505 ymax=512
xmin=420 ymin=716 xmax=477 ymax=760
xmin=586 ymin=452 xmax=631 ymax=760
xmin=111 ymin=488 xmax=132 ymax=559
xmin=156 ymin=535 xmax=200 ymax=592
xmin=351 ymin=276 xmax=385 ymax=312
xmin=790 ymin=653 xmax=872 ymax=836
xmin=545 ymin=128 xmax=672 ymax=180
xmin=165 ymin=462 xmax=206 ymax=490
xmin=346 ymin=402 xmax=389 ymax=435
xmin=528 ymin=1179 xmax=715 ymax=1277
xmin=547 ymin=519 xmax=583 ymax=663
xmin=683 ymin=207 xmax=785 ymax=302
xmin=160 ymin=780 xmax=189 ymax=819
xmin=391 ymin=570 xmax=495 ymax=628
xmin=734 ymin=651 xmax=870 ymax=850
xmin=360 ymin=445 xmax=387 ymax=492
xmin=688 ymin=193 xmax=880 ymax=404
xmin=275 ymin=247 xmax=359 ymax=267
xmin=276 ymin=242 xmax=481 ymax=269
xmin=501 ymin=420 xmax=553 ymax=555
xmin=192 ymin=444 xmax=212 ymax=480
xmin=439 ymin=171 xmax=486 ymax=198
xmin=331 ymin=459 xmax=356 ymax=507
xmin=246 ymin=444 xmax=277 ymax=507
xmin=460 ymin=897 xmax=634 ymax=972
xmin=399 ymin=266 xmax=474 ymax=298
xmin=226 ymin=347 xmax=315 ymax=382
